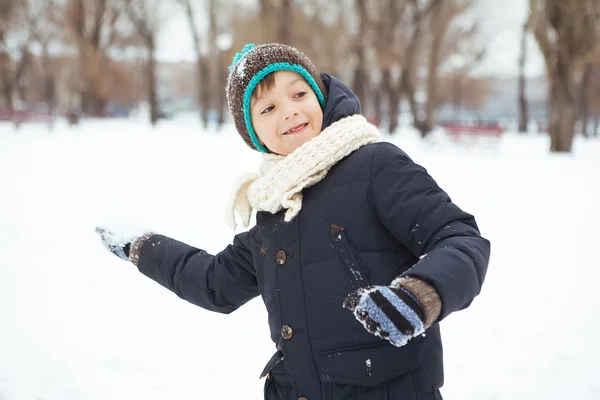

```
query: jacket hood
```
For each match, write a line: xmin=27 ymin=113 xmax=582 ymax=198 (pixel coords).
xmin=320 ymin=73 xmax=361 ymax=130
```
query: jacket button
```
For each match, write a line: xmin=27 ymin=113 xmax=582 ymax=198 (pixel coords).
xmin=276 ymin=250 xmax=287 ymax=265
xmin=281 ymin=324 xmax=293 ymax=340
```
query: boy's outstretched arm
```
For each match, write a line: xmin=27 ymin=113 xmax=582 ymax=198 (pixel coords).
xmin=96 ymin=227 xmax=260 ymax=314
xmin=368 ymin=142 xmax=490 ymax=323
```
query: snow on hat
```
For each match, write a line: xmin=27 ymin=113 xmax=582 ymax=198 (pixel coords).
xmin=226 ymin=43 xmax=327 ymax=153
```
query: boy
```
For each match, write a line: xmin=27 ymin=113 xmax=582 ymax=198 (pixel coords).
xmin=97 ymin=43 xmax=490 ymax=399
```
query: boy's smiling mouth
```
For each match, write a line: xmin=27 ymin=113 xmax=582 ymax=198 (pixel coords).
xmin=283 ymin=123 xmax=308 ymax=135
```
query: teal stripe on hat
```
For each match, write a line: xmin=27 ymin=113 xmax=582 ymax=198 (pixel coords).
xmin=242 ymin=62 xmax=327 ymax=153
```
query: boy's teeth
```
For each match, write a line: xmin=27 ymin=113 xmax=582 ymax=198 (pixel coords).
xmin=287 ymin=123 xmax=305 ymax=134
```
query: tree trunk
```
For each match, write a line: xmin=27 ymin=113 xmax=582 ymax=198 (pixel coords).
xmin=548 ymin=66 xmax=576 ymax=152
xmin=401 ymin=4 xmax=426 ymax=134
xmin=89 ymin=0 xmax=107 ymax=117
xmin=352 ymin=48 xmax=366 ymax=108
xmin=423 ymin=50 xmax=440 ymax=135
xmin=258 ymin=0 xmax=272 ymax=39
xmin=15 ymin=45 xmax=32 ymax=105
xmin=422 ymin=0 xmax=443 ymax=137
xmin=388 ymin=68 xmax=402 ymax=134
xmin=45 ymin=74 xmax=55 ymax=129
xmin=71 ymin=0 xmax=106 ymax=116
xmin=388 ymin=88 xmax=402 ymax=134
xmin=72 ymin=0 xmax=88 ymax=115
xmin=1 ymin=80 xmax=13 ymax=112
xmin=378 ymin=68 xmax=390 ymax=131
xmin=372 ymin=90 xmax=381 ymax=128
xmin=199 ymin=58 xmax=210 ymax=129
xmin=181 ymin=0 xmax=207 ymax=124
xmin=451 ymin=75 xmax=461 ymax=121
xmin=399 ymin=69 xmax=419 ymax=132
xmin=216 ymin=51 xmax=227 ymax=130
xmin=147 ymin=37 xmax=159 ymax=126
xmin=0 ymin=52 xmax=13 ymax=112
xmin=579 ymin=63 xmax=592 ymax=138
xmin=352 ymin=0 xmax=367 ymax=107
xmin=93 ymin=95 xmax=107 ymax=117
xmin=518 ymin=20 xmax=529 ymax=133
xmin=41 ymin=43 xmax=55 ymax=129
xmin=278 ymin=0 xmax=292 ymax=44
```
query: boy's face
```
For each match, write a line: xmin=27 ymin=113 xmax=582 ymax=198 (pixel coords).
xmin=250 ymin=71 xmax=323 ymax=156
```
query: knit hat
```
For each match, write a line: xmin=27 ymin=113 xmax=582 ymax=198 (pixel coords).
xmin=226 ymin=43 xmax=328 ymax=153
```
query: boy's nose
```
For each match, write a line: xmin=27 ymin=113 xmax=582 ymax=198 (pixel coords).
xmin=285 ymin=112 xmax=298 ymax=120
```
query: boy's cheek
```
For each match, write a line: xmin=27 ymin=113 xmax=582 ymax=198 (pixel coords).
xmin=254 ymin=126 xmax=276 ymax=146
xmin=315 ymin=109 xmax=324 ymax=132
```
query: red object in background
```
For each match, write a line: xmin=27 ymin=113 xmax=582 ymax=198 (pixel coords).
xmin=366 ymin=115 xmax=380 ymax=128
xmin=437 ymin=122 xmax=504 ymax=151
xmin=439 ymin=122 xmax=504 ymax=138
xmin=0 ymin=107 xmax=53 ymax=123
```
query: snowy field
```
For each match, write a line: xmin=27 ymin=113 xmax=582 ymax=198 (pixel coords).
xmin=1 ymin=117 xmax=599 ymax=400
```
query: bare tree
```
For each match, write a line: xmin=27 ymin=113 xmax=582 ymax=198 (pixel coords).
xmin=256 ymin=0 xmax=292 ymax=44
xmin=0 ymin=0 xmax=20 ymax=111
xmin=18 ymin=0 xmax=61 ymax=127
xmin=530 ymin=0 xmax=600 ymax=152
xmin=518 ymin=18 xmax=529 ymax=133
xmin=371 ymin=0 xmax=407 ymax=131
xmin=277 ymin=0 xmax=292 ymax=44
xmin=584 ymin=55 xmax=600 ymax=137
xmin=421 ymin=0 xmax=483 ymax=137
xmin=579 ymin=62 xmax=593 ymax=138
xmin=257 ymin=0 xmax=273 ymax=40
xmin=179 ymin=0 xmax=232 ymax=129
xmin=394 ymin=0 xmax=438 ymax=134
xmin=208 ymin=0 xmax=230 ymax=129
xmin=230 ymin=0 xmax=350 ymax=81
xmin=0 ymin=0 xmax=144 ymax=123
xmin=179 ymin=0 xmax=213 ymax=128
xmin=36 ymin=3 xmax=59 ymax=124
xmin=0 ymin=0 xmax=57 ymax=129
xmin=351 ymin=0 xmax=369 ymax=107
xmin=422 ymin=0 xmax=444 ymax=135
xmin=63 ymin=0 xmax=126 ymax=116
xmin=213 ymin=0 xmax=235 ymax=129
xmin=438 ymin=73 xmax=490 ymax=110
xmin=0 ymin=0 xmax=18 ymax=32
xmin=13 ymin=0 xmax=55 ymax=107
xmin=125 ymin=0 xmax=164 ymax=125
xmin=292 ymin=0 xmax=348 ymax=77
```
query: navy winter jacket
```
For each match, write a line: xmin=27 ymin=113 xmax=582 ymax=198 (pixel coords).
xmin=134 ymin=74 xmax=490 ymax=399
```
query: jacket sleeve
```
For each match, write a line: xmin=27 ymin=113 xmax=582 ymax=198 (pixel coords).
xmin=369 ymin=142 xmax=490 ymax=321
xmin=133 ymin=227 xmax=260 ymax=314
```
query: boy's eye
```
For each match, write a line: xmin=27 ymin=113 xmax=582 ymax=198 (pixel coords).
xmin=261 ymin=106 xmax=274 ymax=115
xmin=294 ymin=91 xmax=307 ymax=98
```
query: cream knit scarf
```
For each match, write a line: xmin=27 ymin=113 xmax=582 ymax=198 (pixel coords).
xmin=226 ymin=114 xmax=380 ymax=230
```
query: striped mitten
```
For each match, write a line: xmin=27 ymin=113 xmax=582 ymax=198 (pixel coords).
xmin=343 ymin=284 xmax=426 ymax=348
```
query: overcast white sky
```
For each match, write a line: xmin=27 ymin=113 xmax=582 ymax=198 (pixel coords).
xmin=156 ymin=0 xmax=545 ymax=78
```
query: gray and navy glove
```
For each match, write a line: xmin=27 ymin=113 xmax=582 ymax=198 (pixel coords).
xmin=95 ymin=227 xmax=134 ymax=261
xmin=343 ymin=283 xmax=426 ymax=348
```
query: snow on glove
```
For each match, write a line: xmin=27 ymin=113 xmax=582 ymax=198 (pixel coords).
xmin=95 ymin=227 xmax=135 ymax=261
xmin=343 ymin=284 xmax=426 ymax=348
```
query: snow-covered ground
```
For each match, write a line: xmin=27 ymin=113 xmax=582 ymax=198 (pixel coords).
xmin=1 ymin=118 xmax=599 ymax=399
